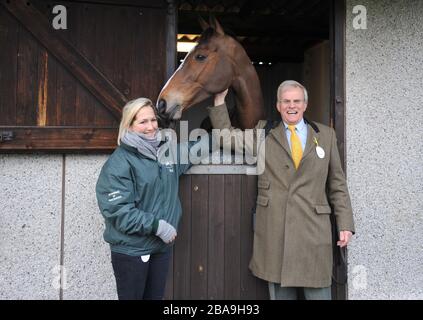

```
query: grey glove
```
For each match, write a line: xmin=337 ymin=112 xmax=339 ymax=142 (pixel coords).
xmin=155 ymin=220 xmax=177 ymax=244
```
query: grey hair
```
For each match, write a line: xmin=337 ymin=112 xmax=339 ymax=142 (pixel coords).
xmin=277 ymin=80 xmax=308 ymax=103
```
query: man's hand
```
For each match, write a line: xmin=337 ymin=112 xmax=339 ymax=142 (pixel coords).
xmin=337 ymin=230 xmax=353 ymax=247
xmin=214 ymin=89 xmax=229 ymax=106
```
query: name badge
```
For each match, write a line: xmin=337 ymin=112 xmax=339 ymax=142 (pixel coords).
xmin=316 ymin=146 xmax=325 ymax=159
xmin=313 ymin=137 xmax=325 ymax=159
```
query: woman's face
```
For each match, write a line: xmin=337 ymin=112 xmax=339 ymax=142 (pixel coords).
xmin=130 ymin=106 xmax=158 ymax=138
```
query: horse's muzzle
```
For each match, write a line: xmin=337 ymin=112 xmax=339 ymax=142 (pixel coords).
xmin=157 ymin=99 xmax=167 ymax=115
xmin=156 ymin=99 xmax=179 ymax=129
xmin=157 ymin=99 xmax=181 ymax=119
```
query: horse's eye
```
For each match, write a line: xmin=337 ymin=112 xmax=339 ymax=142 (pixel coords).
xmin=195 ymin=54 xmax=207 ymax=61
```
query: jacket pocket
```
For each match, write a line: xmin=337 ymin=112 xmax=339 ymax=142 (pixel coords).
xmin=257 ymin=179 xmax=270 ymax=189
xmin=256 ymin=195 xmax=269 ymax=207
xmin=315 ymin=205 xmax=332 ymax=214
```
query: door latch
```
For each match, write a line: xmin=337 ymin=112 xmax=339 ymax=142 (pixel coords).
xmin=0 ymin=131 xmax=14 ymax=142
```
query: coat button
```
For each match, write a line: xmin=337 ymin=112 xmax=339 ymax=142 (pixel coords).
xmin=193 ymin=185 xmax=199 ymax=191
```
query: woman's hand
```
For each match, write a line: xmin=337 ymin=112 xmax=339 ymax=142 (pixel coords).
xmin=214 ymin=89 xmax=229 ymax=106
xmin=156 ymin=220 xmax=177 ymax=244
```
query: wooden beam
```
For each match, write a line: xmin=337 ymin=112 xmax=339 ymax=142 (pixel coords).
xmin=165 ymin=0 xmax=177 ymax=78
xmin=240 ymin=42 xmax=305 ymax=62
xmin=2 ymin=0 xmax=127 ymax=119
xmin=64 ymin=0 xmax=165 ymax=7
xmin=178 ymin=12 xmax=329 ymax=38
xmin=0 ymin=126 xmax=117 ymax=152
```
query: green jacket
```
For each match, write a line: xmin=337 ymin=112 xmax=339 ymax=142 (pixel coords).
xmin=96 ymin=141 xmax=192 ymax=256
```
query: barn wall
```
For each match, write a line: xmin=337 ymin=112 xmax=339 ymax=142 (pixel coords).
xmin=0 ymin=155 xmax=115 ymax=299
xmin=0 ymin=155 xmax=62 ymax=299
xmin=0 ymin=154 xmax=267 ymax=300
xmin=346 ymin=0 xmax=423 ymax=299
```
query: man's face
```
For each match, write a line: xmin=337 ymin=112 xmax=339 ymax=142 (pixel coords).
xmin=276 ymin=86 xmax=307 ymax=125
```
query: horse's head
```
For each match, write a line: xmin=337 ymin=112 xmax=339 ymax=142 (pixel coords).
xmin=157 ymin=17 xmax=239 ymax=121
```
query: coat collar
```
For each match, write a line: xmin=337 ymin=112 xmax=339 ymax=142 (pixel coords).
xmin=120 ymin=141 xmax=152 ymax=160
xmin=302 ymin=125 xmax=317 ymax=161
xmin=120 ymin=141 xmax=138 ymax=153
xmin=270 ymin=123 xmax=291 ymax=156
xmin=270 ymin=121 xmax=320 ymax=168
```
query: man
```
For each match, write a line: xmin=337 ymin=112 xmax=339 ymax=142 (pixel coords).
xmin=208 ymin=80 xmax=355 ymax=300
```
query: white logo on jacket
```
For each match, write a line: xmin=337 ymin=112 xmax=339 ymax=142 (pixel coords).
xmin=108 ymin=190 xmax=123 ymax=202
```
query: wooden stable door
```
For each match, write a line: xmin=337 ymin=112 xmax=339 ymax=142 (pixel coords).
xmin=166 ymin=174 xmax=269 ymax=300
xmin=0 ymin=0 xmax=168 ymax=151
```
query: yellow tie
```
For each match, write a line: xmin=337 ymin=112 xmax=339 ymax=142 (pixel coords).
xmin=288 ymin=125 xmax=303 ymax=169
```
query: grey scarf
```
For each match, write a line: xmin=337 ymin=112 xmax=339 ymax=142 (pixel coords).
xmin=121 ymin=130 xmax=161 ymax=160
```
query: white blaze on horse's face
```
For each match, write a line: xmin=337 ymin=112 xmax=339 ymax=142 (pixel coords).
xmin=157 ymin=30 xmax=236 ymax=120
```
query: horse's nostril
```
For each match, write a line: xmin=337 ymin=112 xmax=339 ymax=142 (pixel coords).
xmin=158 ymin=99 xmax=167 ymax=114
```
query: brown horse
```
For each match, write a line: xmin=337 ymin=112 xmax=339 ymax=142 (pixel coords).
xmin=156 ymin=17 xmax=264 ymax=129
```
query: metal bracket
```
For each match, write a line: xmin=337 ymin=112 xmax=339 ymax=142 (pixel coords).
xmin=0 ymin=131 xmax=14 ymax=142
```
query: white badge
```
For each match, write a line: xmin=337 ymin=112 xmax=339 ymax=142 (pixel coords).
xmin=141 ymin=254 xmax=150 ymax=263
xmin=316 ymin=146 xmax=325 ymax=159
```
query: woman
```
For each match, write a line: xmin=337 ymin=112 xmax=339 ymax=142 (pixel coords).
xmin=96 ymin=97 xmax=193 ymax=300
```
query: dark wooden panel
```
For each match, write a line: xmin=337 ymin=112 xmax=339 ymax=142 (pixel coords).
xmin=0 ymin=0 xmax=169 ymax=150
xmin=224 ymin=175 xmax=242 ymax=299
xmin=173 ymin=173 xmax=268 ymax=300
xmin=56 ymin=58 xmax=76 ymax=126
xmin=131 ymin=6 xmax=167 ymax=102
xmin=190 ymin=175 xmax=209 ymax=299
xmin=172 ymin=175 xmax=192 ymax=299
xmin=73 ymin=4 xmax=96 ymax=126
xmin=45 ymin=53 xmax=58 ymax=125
xmin=0 ymin=127 xmax=117 ymax=151
xmin=3 ymin=0 xmax=127 ymax=119
xmin=207 ymin=175 xmax=225 ymax=299
xmin=330 ymin=0 xmax=347 ymax=300
xmin=165 ymin=0 xmax=177 ymax=80
xmin=66 ymin=0 xmax=165 ymax=7
xmin=16 ymin=24 xmax=39 ymax=126
xmin=240 ymin=175 xmax=257 ymax=299
xmin=0 ymin=7 xmax=18 ymax=125
xmin=92 ymin=4 xmax=127 ymax=126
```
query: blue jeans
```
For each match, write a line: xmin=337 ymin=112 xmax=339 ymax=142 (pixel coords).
xmin=111 ymin=249 xmax=171 ymax=300
xmin=268 ymin=282 xmax=332 ymax=300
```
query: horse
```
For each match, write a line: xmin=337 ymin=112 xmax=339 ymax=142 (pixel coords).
xmin=156 ymin=17 xmax=265 ymax=129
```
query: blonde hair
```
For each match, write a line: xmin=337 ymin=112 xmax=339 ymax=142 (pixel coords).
xmin=277 ymin=80 xmax=308 ymax=103
xmin=117 ymin=97 xmax=156 ymax=145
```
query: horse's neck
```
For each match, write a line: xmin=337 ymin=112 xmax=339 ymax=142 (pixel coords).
xmin=231 ymin=63 xmax=264 ymax=129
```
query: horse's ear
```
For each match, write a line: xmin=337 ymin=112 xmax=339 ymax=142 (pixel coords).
xmin=210 ymin=16 xmax=225 ymax=35
xmin=198 ymin=15 xmax=209 ymax=31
